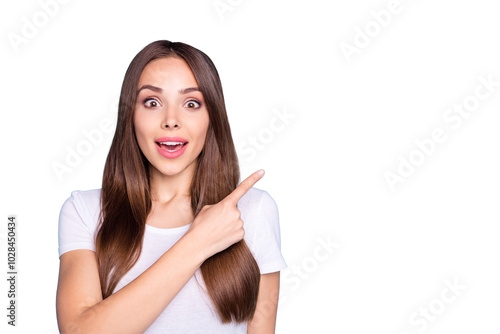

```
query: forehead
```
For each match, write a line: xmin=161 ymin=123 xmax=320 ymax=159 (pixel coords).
xmin=138 ymin=57 xmax=198 ymax=88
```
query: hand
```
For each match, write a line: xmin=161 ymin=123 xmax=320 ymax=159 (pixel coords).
xmin=185 ymin=169 xmax=265 ymax=260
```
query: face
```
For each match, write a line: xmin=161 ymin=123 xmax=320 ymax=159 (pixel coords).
xmin=134 ymin=57 xmax=210 ymax=179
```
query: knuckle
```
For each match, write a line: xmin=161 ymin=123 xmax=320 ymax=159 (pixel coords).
xmin=222 ymin=200 xmax=232 ymax=210
xmin=237 ymin=219 xmax=244 ymax=229
xmin=232 ymin=210 xmax=241 ymax=220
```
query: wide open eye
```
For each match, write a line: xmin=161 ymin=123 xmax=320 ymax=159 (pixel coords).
xmin=184 ymin=100 xmax=201 ymax=109
xmin=144 ymin=98 xmax=160 ymax=108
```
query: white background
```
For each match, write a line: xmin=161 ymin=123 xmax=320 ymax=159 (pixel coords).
xmin=1 ymin=0 xmax=500 ymax=333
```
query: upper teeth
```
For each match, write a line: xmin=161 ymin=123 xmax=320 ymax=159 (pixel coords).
xmin=160 ymin=141 xmax=183 ymax=145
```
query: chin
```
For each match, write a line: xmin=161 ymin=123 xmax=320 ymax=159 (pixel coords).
xmin=157 ymin=165 xmax=184 ymax=177
xmin=152 ymin=159 xmax=196 ymax=178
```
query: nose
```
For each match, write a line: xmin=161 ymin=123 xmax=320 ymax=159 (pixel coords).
xmin=161 ymin=106 xmax=181 ymax=129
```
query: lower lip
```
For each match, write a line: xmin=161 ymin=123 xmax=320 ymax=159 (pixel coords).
xmin=155 ymin=143 xmax=188 ymax=159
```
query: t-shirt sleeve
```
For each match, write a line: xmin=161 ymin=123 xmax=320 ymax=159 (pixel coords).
xmin=243 ymin=189 xmax=287 ymax=274
xmin=58 ymin=191 xmax=97 ymax=257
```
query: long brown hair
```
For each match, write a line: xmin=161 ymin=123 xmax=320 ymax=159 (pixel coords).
xmin=95 ymin=40 xmax=260 ymax=323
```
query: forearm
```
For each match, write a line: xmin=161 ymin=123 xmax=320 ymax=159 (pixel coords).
xmin=68 ymin=234 xmax=204 ymax=334
xmin=247 ymin=272 xmax=280 ymax=334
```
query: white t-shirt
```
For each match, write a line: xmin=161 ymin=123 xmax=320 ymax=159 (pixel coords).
xmin=58 ymin=187 xmax=287 ymax=333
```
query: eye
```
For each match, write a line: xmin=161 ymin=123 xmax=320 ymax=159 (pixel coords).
xmin=144 ymin=98 xmax=160 ymax=108
xmin=184 ymin=100 xmax=201 ymax=109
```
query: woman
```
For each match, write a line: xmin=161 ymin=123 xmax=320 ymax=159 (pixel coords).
xmin=56 ymin=40 xmax=286 ymax=333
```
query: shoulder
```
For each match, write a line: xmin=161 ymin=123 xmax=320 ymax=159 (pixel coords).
xmin=58 ymin=189 xmax=102 ymax=257
xmin=70 ymin=188 xmax=101 ymax=202
xmin=238 ymin=187 xmax=280 ymax=232
xmin=61 ymin=188 xmax=101 ymax=210
xmin=237 ymin=187 xmax=277 ymax=213
xmin=59 ymin=188 xmax=102 ymax=224
xmin=238 ymin=187 xmax=287 ymax=273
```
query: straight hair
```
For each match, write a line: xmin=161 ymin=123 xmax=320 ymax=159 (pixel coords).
xmin=95 ymin=40 xmax=260 ymax=323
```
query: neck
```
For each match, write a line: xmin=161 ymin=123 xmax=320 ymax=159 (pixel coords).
xmin=149 ymin=163 xmax=195 ymax=204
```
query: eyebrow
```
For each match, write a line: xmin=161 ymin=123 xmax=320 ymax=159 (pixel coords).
xmin=137 ymin=85 xmax=162 ymax=94
xmin=136 ymin=85 xmax=201 ymax=95
xmin=179 ymin=87 xmax=201 ymax=94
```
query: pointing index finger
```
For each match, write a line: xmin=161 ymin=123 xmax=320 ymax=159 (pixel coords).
xmin=226 ymin=169 xmax=265 ymax=204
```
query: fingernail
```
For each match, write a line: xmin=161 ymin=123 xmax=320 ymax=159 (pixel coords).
xmin=257 ymin=169 xmax=265 ymax=176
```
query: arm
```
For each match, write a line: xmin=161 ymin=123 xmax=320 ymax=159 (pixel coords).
xmin=247 ymin=271 xmax=281 ymax=334
xmin=56 ymin=232 xmax=205 ymax=334
xmin=56 ymin=170 xmax=265 ymax=334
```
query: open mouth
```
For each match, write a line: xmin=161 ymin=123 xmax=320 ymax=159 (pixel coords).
xmin=156 ymin=141 xmax=188 ymax=152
